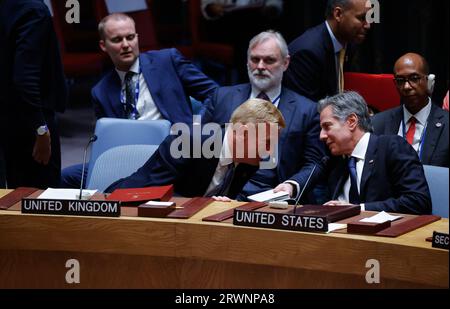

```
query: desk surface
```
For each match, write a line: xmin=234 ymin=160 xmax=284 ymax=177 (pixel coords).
xmin=0 ymin=189 xmax=448 ymax=288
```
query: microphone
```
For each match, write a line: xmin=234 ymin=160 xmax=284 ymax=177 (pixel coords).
xmin=292 ymin=156 xmax=329 ymax=214
xmin=78 ymin=135 xmax=97 ymax=199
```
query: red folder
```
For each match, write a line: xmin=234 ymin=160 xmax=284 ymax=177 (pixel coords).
xmin=106 ymin=185 xmax=173 ymax=206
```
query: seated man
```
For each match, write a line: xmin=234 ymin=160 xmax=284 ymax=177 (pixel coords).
xmin=201 ymin=30 xmax=327 ymax=203
xmin=105 ymin=98 xmax=285 ymax=199
xmin=372 ymin=53 xmax=449 ymax=167
xmin=319 ymin=91 xmax=431 ymax=214
xmin=61 ymin=13 xmax=218 ymax=188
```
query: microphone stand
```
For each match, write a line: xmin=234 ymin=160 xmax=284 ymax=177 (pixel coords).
xmin=78 ymin=135 xmax=97 ymax=199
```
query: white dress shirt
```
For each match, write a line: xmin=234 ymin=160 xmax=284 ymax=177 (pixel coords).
xmin=115 ymin=58 xmax=163 ymax=121
xmin=338 ymin=133 xmax=371 ymax=208
xmin=397 ymin=99 xmax=432 ymax=154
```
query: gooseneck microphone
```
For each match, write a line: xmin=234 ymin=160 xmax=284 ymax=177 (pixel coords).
xmin=293 ymin=156 xmax=329 ymax=214
xmin=78 ymin=135 xmax=97 ymax=199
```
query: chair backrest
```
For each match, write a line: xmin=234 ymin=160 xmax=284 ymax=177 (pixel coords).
xmin=344 ymin=72 xmax=400 ymax=112
xmin=87 ymin=144 xmax=158 ymax=192
xmin=423 ymin=164 xmax=449 ymax=218
xmin=86 ymin=118 xmax=171 ymax=185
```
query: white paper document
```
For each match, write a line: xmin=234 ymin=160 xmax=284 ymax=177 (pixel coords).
xmin=145 ymin=201 xmax=175 ymax=207
xmin=247 ymin=189 xmax=290 ymax=202
xmin=360 ymin=211 xmax=403 ymax=224
xmin=38 ymin=188 xmax=97 ymax=200
xmin=327 ymin=223 xmax=347 ymax=233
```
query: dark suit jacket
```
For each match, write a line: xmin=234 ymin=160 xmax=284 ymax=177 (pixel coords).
xmin=328 ymin=134 xmax=431 ymax=214
xmin=92 ymin=48 xmax=218 ymax=123
xmin=283 ymin=22 xmax=351 ymax=102
xmin=200 ymin=84 xmax=327 ymax=201
xmin=371 ymin=103 xmax=449 ymax=167
xmin=0 ymin=0 xmax=67 ymax=188
xmin=105 ymin=129 xmax=259 ymax=198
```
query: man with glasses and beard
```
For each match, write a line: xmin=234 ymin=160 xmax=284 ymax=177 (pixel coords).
xmin=372 ymin=53 xmax=449 ymax=167
xmin=201 ymin=30 xmax=327 ymax=203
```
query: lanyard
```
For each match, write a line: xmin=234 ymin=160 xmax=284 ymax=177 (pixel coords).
xmin=120 ymin=70 xmax=141 ymax=119
xmin=401 ymin=118 xmax=427 ymax=160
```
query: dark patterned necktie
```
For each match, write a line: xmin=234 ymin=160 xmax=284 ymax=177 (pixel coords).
xmin=206 ymin=164 xmax=235 ymax=197
xmin=124 ymin=71 xmax=140 ymax=119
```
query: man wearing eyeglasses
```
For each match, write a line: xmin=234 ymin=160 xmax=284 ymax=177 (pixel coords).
xmin=372 ymin=53 xmax=449 ymax=167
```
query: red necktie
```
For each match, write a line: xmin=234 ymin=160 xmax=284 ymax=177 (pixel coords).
xmin=406 ymin=117 xmax=416 ymax=145
xmin=257 ymin=91 xmax=271 ymax=102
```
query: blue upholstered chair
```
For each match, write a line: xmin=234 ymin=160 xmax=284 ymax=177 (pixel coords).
xmin=423 ymin=165 xmax=449 ymax=218
xmin=87 ymin=144 xmax=159 ymax=192
xmin=85 ymin=118 xmax=171 ymax=188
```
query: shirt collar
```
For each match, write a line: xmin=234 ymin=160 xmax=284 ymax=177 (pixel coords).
xmin=351 ymin=132 xmax=371 ymax=161
xmin=325 ymin=21 xmax=345 ymax=53
xmin=402 ymin=98 xmax=432 ymax=126
xmin=250 ymin=84 xmax=282 ymax=103
xmin=115 ymin=57 xmax=140 ymax=83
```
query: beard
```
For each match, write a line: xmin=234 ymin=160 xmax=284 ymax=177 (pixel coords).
xmin=247 ymin=66 xmax=283 ymax=92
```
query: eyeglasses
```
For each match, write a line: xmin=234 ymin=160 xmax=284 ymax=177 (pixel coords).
xmin=393 ymin=74 xmax=425 ymax=87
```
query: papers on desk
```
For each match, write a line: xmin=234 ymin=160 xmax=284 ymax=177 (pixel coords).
xmin=247 ymin=189 xmax=290 ymax=202
xmin=328 ymin=223 xmax=347 ymax=233
xmin=360 ymin=211 xmax=403 ymax=223
xmin=38 ymin=188 xmax=97 ymax=200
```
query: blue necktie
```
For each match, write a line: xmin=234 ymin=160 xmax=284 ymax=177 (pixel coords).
xmin=124 ymin=71 xmax=140 ymax=119
xmin=348 ymin=156 xmax=360 ymax=204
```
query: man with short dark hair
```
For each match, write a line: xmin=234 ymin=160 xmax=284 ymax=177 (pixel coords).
xmin=372 ymin=53 xmax=449 ymax=167
xmin=319 ymin=91 xmax=431 ymax=214
xmin=284 ymin=0 xmax=371 ymax=102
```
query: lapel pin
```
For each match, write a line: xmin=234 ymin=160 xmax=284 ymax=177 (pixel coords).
xmin=436 ymin=122 xmax=442 ymax=128
xmin=369 ymin=160 xmax=374 ymax=164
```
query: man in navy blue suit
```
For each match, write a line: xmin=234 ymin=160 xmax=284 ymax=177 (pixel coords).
xmin=319 ymin=91 xmax=431 ymax=214
xmin=0 ymin=0 xmax=67 ymax=189
xmin=284 ymin=0 xmax=371 ymax=102
xmin=61 ymin=13 xmax=218 ymax=188
xmin=105 ymin=99 xmax=285 ymax=198
xmin=201 ymin=31 xmax=327 ymax=203
xmin=371 ymin=53 xmax=449 ymax=167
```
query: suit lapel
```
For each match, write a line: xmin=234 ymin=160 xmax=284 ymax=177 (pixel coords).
xmin=359 ymin=134 xmax=378 ymax=200
xmin=331 ymin=157 xmax=348 ymax=199
xmin=421 ymin=104 xmax=445 ymax=163
xmin=140 ymin=54 xmax=170 ymax=119
xmin=387 ymin=107 xmax=402 ymax=134
xmin=277 ymin=88 xmax=296 ymax=171
xmin=107 ymin=72 xmax=125 ymax=118
xmin=322 ymin=25 xmax=338 ymax=93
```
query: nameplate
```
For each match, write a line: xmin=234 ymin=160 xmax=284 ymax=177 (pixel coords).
xmin=21 ymin=198 xmax=121 ymax=217
xmin=432 ymin=231 xmax=449 ymax=250
xmin=233 ymin=209 xmax=328 ymax=232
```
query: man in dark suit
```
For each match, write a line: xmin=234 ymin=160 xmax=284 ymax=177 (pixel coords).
xmin=201 ymin=31 xmax=327 ymax=203
xmin=283 ymin=0 xmax=371 ymax=102
xmin=319 ymin=91 xmax=431 ymax=214
xmin=61 ymin=13 xmax=218 ymax=188
xmin=372 ymin=53 xmax=449 ymax=167
xmin=105 ymin=99 xmax=285 ymax=199
xmin=0 ymin=0 xmax=67 ymax=188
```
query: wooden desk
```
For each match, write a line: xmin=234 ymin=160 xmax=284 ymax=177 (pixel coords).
xmin=0 ymin=189 xmax=447 ymax=288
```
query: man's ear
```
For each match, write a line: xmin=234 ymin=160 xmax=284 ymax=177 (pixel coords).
xmin=333 ymin=6 xmax=344 ymax=23
xmin=99 ymin=40 xmax=106 ymax=52
xmin=283 ymin=55 xmax=291 ymax=71
xmin=347 ymin=113 xmax=359 ymax=131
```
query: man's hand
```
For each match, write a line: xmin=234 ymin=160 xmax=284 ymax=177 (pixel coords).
xmin=324 ymin=200 xmax=354 ymax=206
xmin=274 ymin=183 xmax=293 ymax=198
xmin=212 ymin=196 xmax=232 ymax=202
xmin=32 ymin=130 xmax=51 ymax=165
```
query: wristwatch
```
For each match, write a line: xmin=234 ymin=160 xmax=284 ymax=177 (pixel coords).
xmin=36 ymin=125 xmax=49 ymax=136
